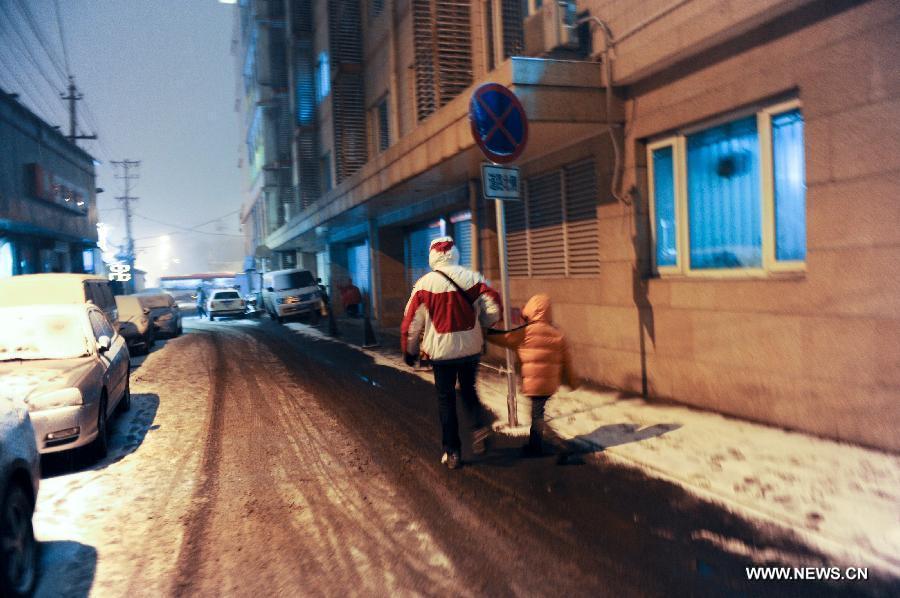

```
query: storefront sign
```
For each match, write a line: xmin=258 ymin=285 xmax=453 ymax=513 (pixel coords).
xmin=108 ymin=263 xmax=132 ymax=282
xmin=28 ymin=164 xmax=89 ymax=214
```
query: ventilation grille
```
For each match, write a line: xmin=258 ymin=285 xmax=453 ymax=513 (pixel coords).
xmin=412 ymin=0 xmax=436 ymax=120
xmin=505 ymin=159 xmax=599 ymax=278
xmin=328 ymin=1 xmax=367 ymax=183
xmin=292 ymin=0 xmax=313 ymax=32
xmin=564 ymin=159 xmax=599 ymax=276
xmin=528 ymin=171 xmax=564 ymax=277
xmin=332 ymin=73 xmax=368 ymax=182
xmin=269 ymin=30 xmax=289 ymax=91
xmin=484 ymin=0 xmax=495 ymax=71
xmin=501 ymin=0 xmax=524 ymax=59
xmin=329 ymin=0 xmax=363 ymax=65
xmin=412 ymin=0 xmax=472 ymax=122
xmin=296 ymin=130 xmax=319 ymax=209
xmin=505 ymin=198 xmax=529 ymax=277
xmin=277 ymin=95 xmax=293 ymax=162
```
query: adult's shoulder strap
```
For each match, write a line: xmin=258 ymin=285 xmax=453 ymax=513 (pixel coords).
xmin=434 ymin=269 xmax=475 ymax=306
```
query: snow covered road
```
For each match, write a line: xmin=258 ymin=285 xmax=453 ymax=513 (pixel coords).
xmin=27 ymin=318 xmax=887 ymax=596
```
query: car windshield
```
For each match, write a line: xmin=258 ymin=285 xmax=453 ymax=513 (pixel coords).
xmin=115 ymin=296 xmax=144 ymax=320
xmin=272 ymin=271 xmax=314 ymax=291
xmin=0 ymin=306 xmax=91 ymax=361
xmin=213 ymin=291 xmax=240 ymax=300
xmin=136 ymin=293 xmax=173 ymax=308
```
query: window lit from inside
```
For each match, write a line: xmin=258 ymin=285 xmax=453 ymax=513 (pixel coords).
xmin=648 ymin=102 xmax=806 ymax=275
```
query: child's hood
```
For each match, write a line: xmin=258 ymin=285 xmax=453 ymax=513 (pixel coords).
xmin=523 ymin=294 xmax=552 ymax=323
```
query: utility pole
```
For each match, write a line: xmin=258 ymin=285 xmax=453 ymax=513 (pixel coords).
xmin=112 ymin=160 xmax=140 ymax=294
xmin=60 ymin=76 xmax=97 ymax=145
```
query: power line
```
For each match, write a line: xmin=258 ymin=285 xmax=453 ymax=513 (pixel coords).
xmin=182 ymin=208 xmax=242 ymax=231
xmin=51 ymin=1 xmax=108 ymax=158
xmin=13 ymin=0 xmax=68 ymax=82
xmin=52 ymin=0 xmax=71 ymax=76
xmin=0 ymin=10 xmax=66 ymax=95
xmin=132 ymin=213 xmax=243 ymax=238
xmin=0 ymin=50 xmax=60 ymax=122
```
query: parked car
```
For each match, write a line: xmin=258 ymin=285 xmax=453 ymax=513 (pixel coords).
xmin=207 ymin=289 xmax=246 ymax=321
xmin=136 ymin=292 xmax=182 ymax=337
xmin=115 ymin=295 xmax=155 ymax=355
xmin=0 ymin=397 xmax=40 ymax=596
xmin=0 ymin=273 xmax=119 ymax=329
xmin=261 ymin=268 xmax=321 ymax=323
xmin=0 ymin=304 xmax=130 ymax=460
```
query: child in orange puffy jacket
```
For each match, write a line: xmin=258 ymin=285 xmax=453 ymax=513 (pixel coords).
xmin=487 ymin=294 xmax=579 ymax=455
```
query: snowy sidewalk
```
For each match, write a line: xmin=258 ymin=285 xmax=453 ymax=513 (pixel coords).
xmin=287 ymin=320 xmax=900 ymax=580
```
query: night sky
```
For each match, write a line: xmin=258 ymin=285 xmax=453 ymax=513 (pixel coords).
xmin=0 ymin=0 xmax=244 ymax=280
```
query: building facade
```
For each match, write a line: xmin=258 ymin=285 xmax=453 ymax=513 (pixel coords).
xmin=0 ymin=89 xmax=99 ymax=278
xmin=233 ymin=0 xmax=899 ymax=451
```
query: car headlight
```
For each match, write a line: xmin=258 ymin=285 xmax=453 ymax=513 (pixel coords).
xmin=27 ymin=388 xmax=83 ymax=411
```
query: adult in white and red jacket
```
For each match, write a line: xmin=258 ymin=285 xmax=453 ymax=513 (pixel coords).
xmin=401 ymin=236 xmax=502 ymax=469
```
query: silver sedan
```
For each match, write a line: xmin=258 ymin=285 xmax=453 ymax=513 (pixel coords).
xmin=0 ymin=397 xmax=40 ymax=596
xmin=0 ymin=304 xmax=131 ymax=460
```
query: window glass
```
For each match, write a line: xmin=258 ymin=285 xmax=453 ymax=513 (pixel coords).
xmin=84 ymin=282 xmax=96 ymax=304
xmin=452 ymin=212 xmax=472 ymax=268
xmin=89 ymin=311 xmax=113 ymax=340
xmin=99 ymin=283 xmax=114 ymax=309
xmin=347 ymin=242 xmax=370 ymax=294
xmin=406 ymin=223 xmax=443 ymax=285
xmin=315 ymin=52 xmax=330 ymax=104
xmin=686 ymin=116 xmax=761 ymax=269
xmin=0 ymin=306 xmax=91 ymax=360
xmin=772 ymin=109 xmax=807 ymax=261
xmin=272 ymin=271 xmax=315 ymax=290
xmin=652 ymin=146 xmax=678 ymax=267
xmin=0 ymin=241 xmax=13 ymax=278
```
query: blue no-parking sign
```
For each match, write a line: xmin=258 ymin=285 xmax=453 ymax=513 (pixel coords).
xmin=469 ymin=83 xmax=529 ymax=164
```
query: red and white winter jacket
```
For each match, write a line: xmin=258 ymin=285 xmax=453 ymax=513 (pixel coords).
xmin=401 ymin=236 xmax=502 ymax=362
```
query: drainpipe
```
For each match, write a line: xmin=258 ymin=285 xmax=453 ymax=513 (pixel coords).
xmin=575 ymin=15 xmax=626 ymax=204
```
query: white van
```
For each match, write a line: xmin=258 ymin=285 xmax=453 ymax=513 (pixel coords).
xmin=261 ymin=268 xmax=321 ymax=323
xmin=0 ymin=273 xmax=119 ymax=329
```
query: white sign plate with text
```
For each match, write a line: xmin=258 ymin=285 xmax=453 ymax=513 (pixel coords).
xmin=481 ymin=164 xmax=521 ymax=201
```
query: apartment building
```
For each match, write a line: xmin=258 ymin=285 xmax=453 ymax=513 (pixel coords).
xmin=0 ymin=89 xmax=100 ymax=277
xmin=235 ymin=0 xmax=899 ymax=451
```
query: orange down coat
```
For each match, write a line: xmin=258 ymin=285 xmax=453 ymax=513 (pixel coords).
xmin=487 ymin=294 xmax=579 ymax=397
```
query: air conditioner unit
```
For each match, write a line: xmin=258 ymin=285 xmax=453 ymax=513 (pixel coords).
xmin=523 ymin=1 xmax=580 ymax=57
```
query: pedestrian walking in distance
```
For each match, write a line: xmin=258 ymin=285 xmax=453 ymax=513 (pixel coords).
xmin=401 ymin=236 xmax=502 ymax=469
xmin=195 ymin=285 xmax=208 ymax=319
xmin=487 ymin=294 xmax=579 ymax=456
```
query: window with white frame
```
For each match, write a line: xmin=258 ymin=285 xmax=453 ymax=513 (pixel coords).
xmin=647 ymin=100 xmax=807 ymax=275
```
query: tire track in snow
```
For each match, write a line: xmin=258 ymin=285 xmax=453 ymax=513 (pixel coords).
xmin=171 ymin=331 xmax=226 ymax=595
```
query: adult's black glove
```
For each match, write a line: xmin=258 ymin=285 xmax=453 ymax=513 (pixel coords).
xmin=403 ymin=353 xmax=417 ymax=367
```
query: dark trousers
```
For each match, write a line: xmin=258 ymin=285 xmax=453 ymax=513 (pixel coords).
xmin=529 ymin=396 xmax=550 ymax=449
xmin=432 ymin=359 xmax=484 ymax=453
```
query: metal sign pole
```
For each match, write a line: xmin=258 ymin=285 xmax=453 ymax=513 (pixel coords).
xmin=469 ymin=82 xmax=527 ymax=429
xmin=494 ymin=198 xmax=518 ymax=427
